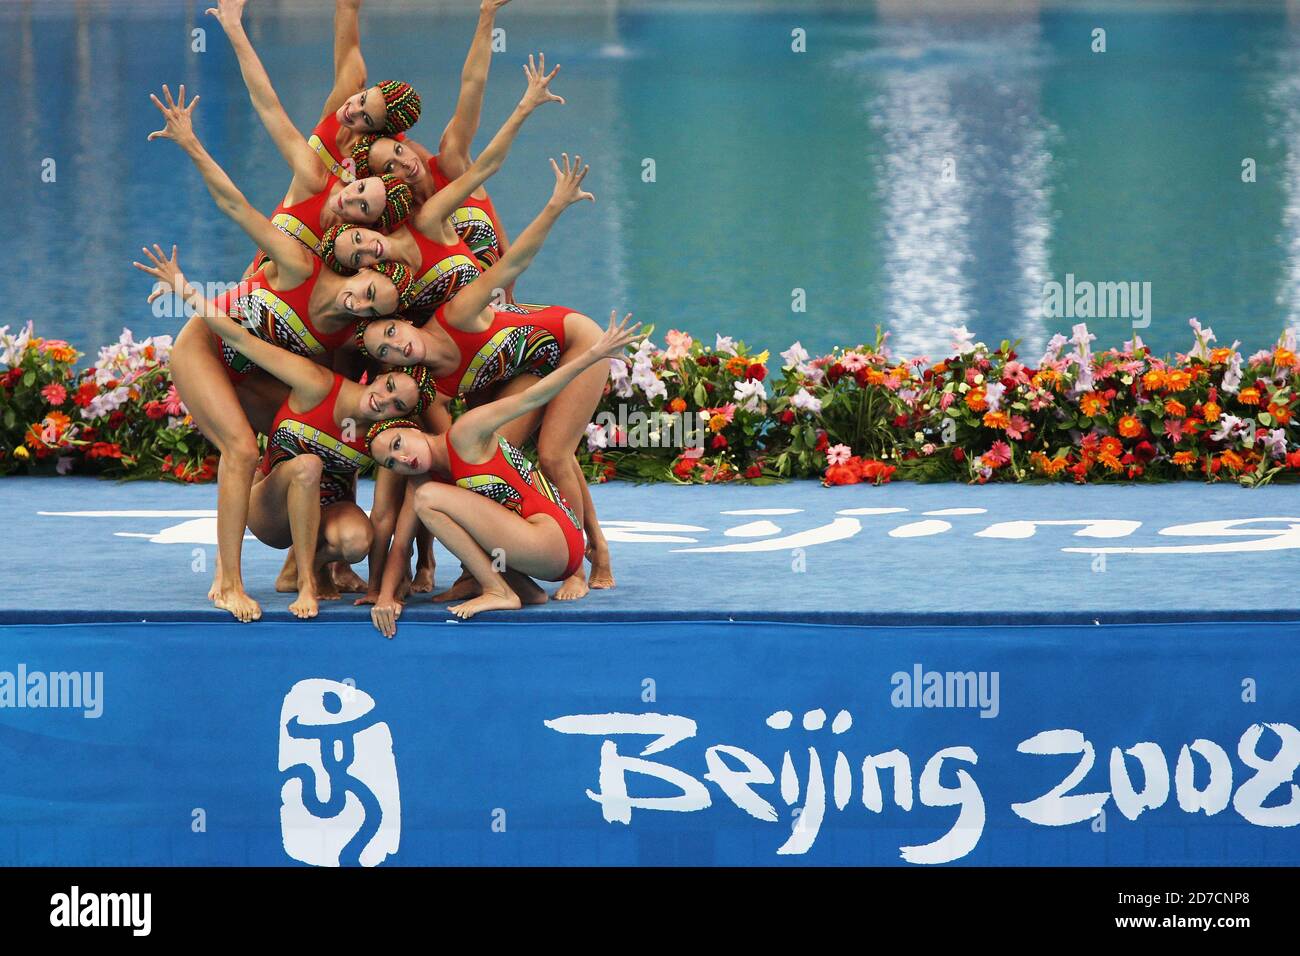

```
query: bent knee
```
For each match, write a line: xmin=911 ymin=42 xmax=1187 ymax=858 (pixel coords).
xmin=538 ymin=448 xmax=578 ymax=477
xmin=336 ymin=522 xmax=373 ymax=563
xmin=287 ymin=454 xmax=324 ymax=486
xmin=221 ymin=434 xmax=261 ymax=472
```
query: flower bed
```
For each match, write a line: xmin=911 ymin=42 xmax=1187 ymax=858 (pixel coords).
xmin=4 ymin=319 xmax=1299 ymax=487
xmin=0 ymin=324 xmax=216 ymax=481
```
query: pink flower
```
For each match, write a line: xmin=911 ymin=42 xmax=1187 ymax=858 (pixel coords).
xmin=826 ymin=443 xmax=852 ymax=465
xmin=839 ymin=352 xmax=869 ymax=372
xmin=983 ymin=440 xmax=1012 ymax=467
xmin=664 ymin=329 xmax=694 ymax=362
xmin=41 ymin=383 xmax=67 ymax=406
xmin=939 ymin=392 xmax=956 ymax=410
xmin=1164 ymin=418 xmax=1186 ymax=442
xmin=1005 ymin=415 xmax=1030 ymax=440
xmin=163 ymin=384 xmax=186 ymax=416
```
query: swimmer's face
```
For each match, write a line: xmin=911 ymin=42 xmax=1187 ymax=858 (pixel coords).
xmin=335 ymin=176 xmax=386 ymax=225
xmin=338 ymin=269 xmax=399 ymax=317
xmin=361 ymin=371 xmax=418 ymax=420
xmin=364 ymin=318 xmax=426 ymax=365
xmin=368 ymin=137 xmax=423 ymax=185
xmin=337 ymin=86 xmax=387 ymax=133
xmin=372 ymin=427 xmax=427 ymax=475
xmin=333 ymin=226 xmax=388 ymax=271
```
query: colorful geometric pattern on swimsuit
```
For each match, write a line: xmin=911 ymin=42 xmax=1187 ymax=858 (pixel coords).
xmin=220 ymin=289 xmax=326 ymax=376
xmin=458 ymin=323 xmax=561 ymax=395
xmin=264 ymin=418 xmax=374 ymax=507
xmin=450 ymin=206 xmax=502 ymax=268
xmin=307 ymin=132 xmax=356 ymax=184
xmin=452 ymin=436 xmax=579 ymax=530
xmin=409 ymin=252 xmax=481 ymax=312
xmin=270 ymin=213 xmax=326 ymax=257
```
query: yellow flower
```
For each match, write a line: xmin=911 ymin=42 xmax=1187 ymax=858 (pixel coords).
xmin=13 ymin=445 xmax=29 ymax=461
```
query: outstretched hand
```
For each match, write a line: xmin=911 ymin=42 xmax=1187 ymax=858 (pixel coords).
xmin=588 ymin=311 xmax=642 ymax=363
xmin=147 ymin=84 xmax=200 ymax=146
xmin=548 ymin=153 xmax=594 ymax=208
xmin=370 ymin=598 xmax=403 ymax=639
xmin=131 ymin=244 xmax=188 ymax=305
xmin=205 ymin=0 xmax=247 ymax=30
xmin=521 ymin=53 xmax=564 ymax=110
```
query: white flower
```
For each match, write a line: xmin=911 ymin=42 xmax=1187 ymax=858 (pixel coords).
xmin=1210 ymin=414 xmax=1250 ymax=444
xmin=1261 ymin=428 xmax=1289 ymax=460
xmin=0 ymin=321 xmax=33 ymax=368
xmin=733 ymin=378 xmax=767 ymax=412
xmin=1040 ymin=333 xmax=1068 ymax=364
xmin=790 ymin=388 xmax=822 ymax=414
xmin=1221 ymin=344 xmax=1244 ymax=394
xmin=984 ymin=381 xmax=1006 ymax=412
xmin=1188 ymin=317 xmax=1216 ymax=361
xmin=780 ymin=341 xmax=810 ymax=369
xmin=584 ymin=422 xmax=609 ymax=451
xmin=949 ymin=325 xmax=977 ymax=355
xmin=715 ymin=334 xmax=737 ymax=355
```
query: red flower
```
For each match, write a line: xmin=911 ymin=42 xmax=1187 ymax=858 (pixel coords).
xmin=85 ymin=442 xmax=123 ymax=460
xmin=144 ymin=401 xmax=167 ymax=421
xmin=1 ymin=368 xmax=21 ymax=389
xmin=745 ymin=363 xmax=766 ymax=382
xmin=41 ymin=383 xmax=67 ymax=406
xmin=744 ymin=465 xmax=763 ymax=479
xmin=72 ymin=381 xmax=99 ymax=407
xmin=1287 ymin=450 xmax=1300 ymax=470
xmin=711 ymin=434 xmax=728 ymax=450
xmin=814 ymin=431 xmax=829 ymax=452
xmin=779 ymin=409 xmax=795 ymax=425
xmin=826 ymin=364 xmax=846 ymax=384
xmin=1134 ymin=440 xmax=1156 ymax=463
xmin=108 ymin=411 xmax=126 ymax=428
xmin=952 ymin=447 xmax=966 ymax=463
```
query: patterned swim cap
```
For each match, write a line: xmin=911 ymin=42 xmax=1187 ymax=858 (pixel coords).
xmin=378 ymin=80 xmax=422 ymax=135
xmin=366 ymin=417 xmax=421 ymax=454
xmin=352 ymin=319 xmax=373 ymax=356
xmin=350 ymin=134 xmax=379 ymax=180
xmin=319 ymin=223 xmax=357 ymax=275
xmin=400 ymin=364 xmax=438 ymax=415
xmin=372 ymin=260 xmax=416 ymax=310
xmin=376 ymin=174 xmax=414 ymax=232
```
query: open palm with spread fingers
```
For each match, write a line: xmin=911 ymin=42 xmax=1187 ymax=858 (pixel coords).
xmin=147 ymin=84 xmax=200 ymax=147
xmin=549 ymin=153 xmax=594 ymax=208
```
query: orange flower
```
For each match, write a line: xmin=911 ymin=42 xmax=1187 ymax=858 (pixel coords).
xmin=866 ymin=369 xmax=885 ymax=386
xmin=1165 ymin=369 xmax=1192 ymax=392
xmin=964 ymin=387 xmax=988 ymax=412
xmin=1079 ymin=392 xmax=1108 ymax=417
xmin=1219 ymin=450 xmax=1244 ymax=471
xmin=1164 ymin=399 xmax=1186 ymax=418
xmin=982 ymin=410 xmax=1010 ymax=429
xmin=1268 ymin=402 xmax=1292 ymax=425
xmin=725 ymin=356 xmax=748 ymax=376
xmin=1237 ymin=387 xmax=1260 ymax=406
xmin=1100 ymin=435 xmax=1123 ymax=458
xmin=1172 ymin=450 xmax=1197 ymax=467
xmin=1202 ymin=401 xmax=1221 ymax=422
xmin=1098 ymin=452 xmax=1123 ymax=472
xmin=1032 ymin=369 xmax=1062 ymax=391
xmin=1117 ymin=415 xmax=1143 ymax=438
xmin=1275 ymin=347 xmax=1297 ymax=368
xmin=1209 ymin=347 xmax=1234 ymax=364
xmin=709 ymin=414 xmax=728 ymax=433
xmin=932 ymin=361 xmax=949 ymax=375
xmin=1141 ymin=369 xmax=1166 ymax=391
xmin=1031 ymin=451 xmax=1068 ymax=475
xmin=668 ymin=397 xmax=687 ymax=414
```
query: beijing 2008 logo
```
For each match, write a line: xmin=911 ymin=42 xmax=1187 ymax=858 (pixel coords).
xmin=278 ymin=679 xmax=401 ymax=867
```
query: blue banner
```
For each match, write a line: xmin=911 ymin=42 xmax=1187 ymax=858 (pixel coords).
xmin=1 ymin=619 xmax=1297 ymax=866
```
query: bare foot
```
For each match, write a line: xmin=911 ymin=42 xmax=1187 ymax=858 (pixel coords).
xmin=411 ymin=564 xmax=435 ymax=593
xmin=449 ymin=586 xmax=521 ymax=619
xmin=503 ymin=569 xmax=548 ymax=606
xmin=587 ymin=542 xmax=615 ymax=590
xmin=289 ymin=588 xmax=320 ymax=620
xmin=207 ymin=553 xmax=224 ymax=601
xmin=275 ymin=551 xmax=298 ymax=593
xmin=554 ymin=570 xmax=589 ymax=601
xmin=431 ymin=571 xmax=481 ymax=603
xmin=213 ymin=586 xmax=262 ymax=623
xmin=330 ymin=561 xmax=367 ymax=594
xmin=314 ymin=567 xmax=342 ymax=602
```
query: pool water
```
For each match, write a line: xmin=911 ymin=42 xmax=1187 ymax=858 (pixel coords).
xmin=7 ymin=0 xmax=1300 ymax=363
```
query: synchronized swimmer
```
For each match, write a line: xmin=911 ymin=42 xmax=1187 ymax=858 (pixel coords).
xmin=132 ymin=0 xmax=635 ymax=631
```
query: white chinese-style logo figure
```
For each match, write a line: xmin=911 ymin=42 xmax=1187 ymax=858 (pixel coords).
xmin=279 ymin=679 xmax=401 ymax=867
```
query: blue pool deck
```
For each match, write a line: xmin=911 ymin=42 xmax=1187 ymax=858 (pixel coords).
xmin=3 ymin=476 xmax=1298 ymax=625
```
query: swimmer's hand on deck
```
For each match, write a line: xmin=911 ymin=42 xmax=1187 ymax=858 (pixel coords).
xmin=371 ymin=597 xmax=403 ymax=639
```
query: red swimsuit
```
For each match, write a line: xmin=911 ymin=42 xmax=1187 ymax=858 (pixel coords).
xmin=308 ymin=113 xmax=356 ymax=183
xmin=406 ymin=225 xmax=482 ymax=317
xmin=211 ymin=258 xmax=352 ymax=382
xmin=245 ymin=179 xmax=339 ymax=277
xmin=445 ymin=433 xmax=585 ymax=579
xmin=431 ymin=303 xmax=569 ymax=398
xmin=260 ymin=373 xmax=373 ymax=507
xmin=429 ymin=155 xmax=506 ymax=268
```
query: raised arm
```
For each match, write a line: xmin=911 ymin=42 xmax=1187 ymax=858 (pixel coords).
xmin=322 ymin=0 xmax=367 ymax=119
xmin=455 ymin=313 xmax=639 ymax=450
xmin=133 ymin=244 xmax=331 ymax=396
xmin=148 ymin=85 xmax=315 ymax=282
xmin=441 ymin=152 xmax=592 ymax=329
xmin=207 ymin=1 xmax=325 ymax=190
xmin=437 ymin=0 xmax=512 ymax=174
xmin=413 ymin=53 xmax=564 ymax=233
